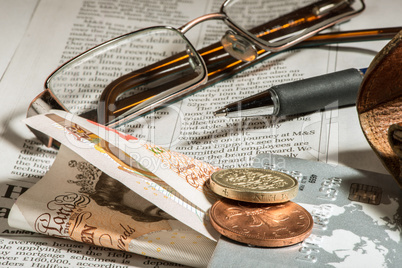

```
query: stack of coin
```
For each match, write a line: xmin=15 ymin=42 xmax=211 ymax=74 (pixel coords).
xmin=208 ymin=168 xmax=313 ymax=248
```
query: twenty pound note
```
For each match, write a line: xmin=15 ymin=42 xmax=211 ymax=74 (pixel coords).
xmin=9 ymin=111 xmax=221 ymax=267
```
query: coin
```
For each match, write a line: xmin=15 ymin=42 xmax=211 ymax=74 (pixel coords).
xmin=209 ymin=198 xmax=313 ymax=247
xmin=209 ymin=168 xmax=298 ymax=203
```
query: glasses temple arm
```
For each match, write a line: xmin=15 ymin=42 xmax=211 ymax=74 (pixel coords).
xmin=178 ymin=13 xmax=227 ymax=34
xmin=97 ymin=27 xmax=401 ymax=123
xmin=299 ymin=27 xmax=402 ymax=46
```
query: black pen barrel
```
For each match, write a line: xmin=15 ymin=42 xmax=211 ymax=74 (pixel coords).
xmin=271 ymin=68 xmax=363 ymax=116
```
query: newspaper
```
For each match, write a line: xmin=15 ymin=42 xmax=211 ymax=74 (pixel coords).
xmin=1 ymin=0 xmax=401 ymax=267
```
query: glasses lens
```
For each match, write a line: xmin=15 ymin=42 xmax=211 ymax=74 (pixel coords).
xmin=47 ymin=27 xmax=206 ymax=124
xmin=223 ymin=0 xmax=364 ymax=50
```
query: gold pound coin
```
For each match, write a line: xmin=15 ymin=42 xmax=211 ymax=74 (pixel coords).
xmin=209 ymin=198 xmax=313 ymax=247
xmin=209 ymin=168 xmax=298 ymax=203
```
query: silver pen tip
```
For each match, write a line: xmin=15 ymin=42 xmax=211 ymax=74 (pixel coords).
xmin=213 ymin=108 xmax=227 ymax=117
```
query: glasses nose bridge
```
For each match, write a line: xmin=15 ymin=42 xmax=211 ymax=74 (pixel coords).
xmin=178 ymin=13 xmax=227 ymax=34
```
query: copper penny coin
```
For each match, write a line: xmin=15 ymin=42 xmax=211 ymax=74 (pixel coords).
xmin=209 ymin=198 xmax=313 ymax=247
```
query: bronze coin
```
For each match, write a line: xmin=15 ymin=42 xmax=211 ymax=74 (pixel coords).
xmin=209 ymin=199 xmax=313 ymax=247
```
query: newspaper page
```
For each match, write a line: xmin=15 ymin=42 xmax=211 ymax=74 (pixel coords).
xmin=1 ymin=0 xmax=400 ymax=267
xmin=0 ymin=0 xmax=38 ymax=77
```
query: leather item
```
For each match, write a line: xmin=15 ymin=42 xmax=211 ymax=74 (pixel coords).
xmin=357 ymin=30 xmax=402 ymax=187
xmin=388 ymin=123 xmax=402 ymax=181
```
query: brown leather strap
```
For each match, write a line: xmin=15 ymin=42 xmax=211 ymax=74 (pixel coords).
xmin=357 ymin=30 xmax=402 ymax=187
xmin=389 ymin=123 xmax=402 ymax=180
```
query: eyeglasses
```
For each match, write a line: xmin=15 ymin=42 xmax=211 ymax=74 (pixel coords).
xmin=28 ymin=0 xmax=399 ymax=146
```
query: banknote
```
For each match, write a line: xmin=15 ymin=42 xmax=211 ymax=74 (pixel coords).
xmin=9 ymin=146 xmax=216 ymax=267
xmin=48 ymin=111 xmax=220 ymax=212
xmin=9 ymin=110 xmax=223 ymax=267
xmin=22 ymin=111 xmax=220 ymax=237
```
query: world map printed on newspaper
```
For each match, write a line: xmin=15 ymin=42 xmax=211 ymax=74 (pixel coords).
xmin=209 ymin=153 xmax=402 ymax=267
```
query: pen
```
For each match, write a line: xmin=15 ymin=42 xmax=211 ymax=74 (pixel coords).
xmin=214 ymin=68 xmax=365 ymax=118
